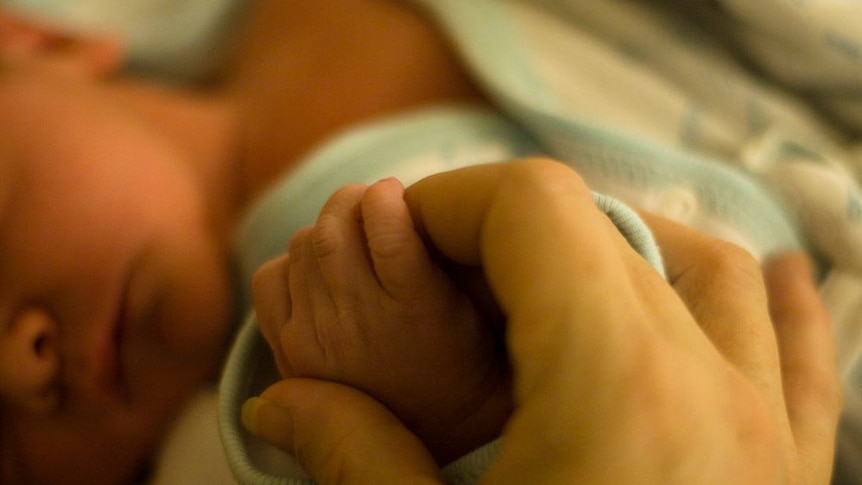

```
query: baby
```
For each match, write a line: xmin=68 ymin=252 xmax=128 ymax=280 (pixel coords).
xmin=0 ymin=48 xmax=236 ymax=485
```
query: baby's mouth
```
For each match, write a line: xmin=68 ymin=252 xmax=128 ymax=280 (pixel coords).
xmin=95 ymin=273 xmax=132 ymax=405
xmin=112 ymin=269 xmax=136 ymax=405
xmin=111 ymin=296 xmax=130 ymax=403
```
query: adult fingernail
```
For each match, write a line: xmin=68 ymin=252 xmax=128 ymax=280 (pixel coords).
xmin=241 ymin=396 xmax=296 ymax=449
xmin=241 ymin=397 xmax=266 ymax=437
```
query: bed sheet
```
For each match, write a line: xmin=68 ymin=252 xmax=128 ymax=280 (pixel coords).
xmin=148 ymin=390 xmax=237 ymax=485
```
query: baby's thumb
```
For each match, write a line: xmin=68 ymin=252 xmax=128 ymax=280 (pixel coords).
xmin=242 ymin=378 xmax=444 ymax=485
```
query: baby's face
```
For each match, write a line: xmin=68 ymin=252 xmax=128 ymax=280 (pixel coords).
xmin=0 ymin=70 xmax=234 ymax=484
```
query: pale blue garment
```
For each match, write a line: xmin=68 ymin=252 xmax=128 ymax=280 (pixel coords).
xmin=408 ymin=0 xmax=814 ymax=262
xmin=411 ymin=0 xmax=862 ymax=273
xmin=218 ymin=1 xmax=862 ymax=484
xmin=715 ymin=0 xmax=862 ymax=131
xmin=3 ymin=0 xmax=248 ymax=81
xmin=221 ymin=1 xmax=862 ymax=484
xmin=219 ymin=107 xmax=666 ymax=485
xmin=401 ymin=2 xmax=862 ymax=483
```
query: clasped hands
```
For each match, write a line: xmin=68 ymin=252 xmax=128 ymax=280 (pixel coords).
xmin=245 ymin=160 xmax=841 ymax=485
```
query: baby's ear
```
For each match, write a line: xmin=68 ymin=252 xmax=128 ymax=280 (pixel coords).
xmin=0 ymin=9 xmax=125 ymax=79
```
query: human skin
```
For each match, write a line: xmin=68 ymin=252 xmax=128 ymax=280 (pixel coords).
xmin=243 ymin=159 xmax=843 ymax=485
xmin=223 ymin=0 xmax=487 ymax=199
xmin=0 ymin=1 xmax=485 ymax=483
xmin=0 ymin=69 xmax=235 ymax=484
xmin=252 ymin=180 xmax=512 ymax=465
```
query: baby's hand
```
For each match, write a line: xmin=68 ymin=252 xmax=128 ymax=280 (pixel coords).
xmin=253 ymin=178 xmax=511 ymax=464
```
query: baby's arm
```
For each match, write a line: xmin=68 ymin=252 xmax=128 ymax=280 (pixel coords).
xmin=252 ymin=178 xmax=511 ymax=464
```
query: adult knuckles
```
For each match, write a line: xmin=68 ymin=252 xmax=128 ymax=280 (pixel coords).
xmin=500 ymin=158 xmax=592 ymax=202
xmin=699 ymin=240 xmax=763 ymax=289
xmin=683 ymin=239 xmax=768 ymax=310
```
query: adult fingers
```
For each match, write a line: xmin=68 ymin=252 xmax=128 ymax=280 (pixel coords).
xmin=763 ymin=253 xmax=842 ymax=483
xmin=407 ymin=160 xmax=658 ymax=400
xmin=243 ymin=378 xmax=444 ymax=485
xmin=641 ymin=214 xmax=784 ymax=414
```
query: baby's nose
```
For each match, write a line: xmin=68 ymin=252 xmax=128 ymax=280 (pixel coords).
xmin=0 ymin=307 xmax=61 ymax=413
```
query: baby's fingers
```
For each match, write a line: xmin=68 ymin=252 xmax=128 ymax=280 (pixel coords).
xmin=311 ymin=184 xmax=372 ymax=299
xmin=361 ymin=178 xmax=442 ymax=299
xmin=252 ymin=254 xmax=293 ymax=376
xmin=764 ymin=254 xmax=842 ymax=483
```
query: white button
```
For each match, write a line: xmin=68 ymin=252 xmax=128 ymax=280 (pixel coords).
xmin=658 ymin=186 xmax=699 ymax=223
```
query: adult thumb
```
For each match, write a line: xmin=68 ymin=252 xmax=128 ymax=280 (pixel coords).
xmin=242 ymin=378 xmax=444 ymax=485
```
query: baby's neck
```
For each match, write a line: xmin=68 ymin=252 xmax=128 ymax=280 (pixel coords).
xmin=223 ymin=0 xmax=488 ymax=203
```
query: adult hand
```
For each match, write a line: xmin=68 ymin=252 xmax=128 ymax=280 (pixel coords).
xmin=243 ymin=378 xmax=444 ymax=485
xmin=243 ymin=160 xmax=841 ymax=485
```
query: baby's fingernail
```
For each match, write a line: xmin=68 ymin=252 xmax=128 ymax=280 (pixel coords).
xmin=375 ymin=177 xmax=403 ymax=188
xmin=241 ymin=397 xmax=266 ymax=437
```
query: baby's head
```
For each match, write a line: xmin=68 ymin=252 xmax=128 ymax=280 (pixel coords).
xmin=0 ymin=12 xmax=237 ymax=484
